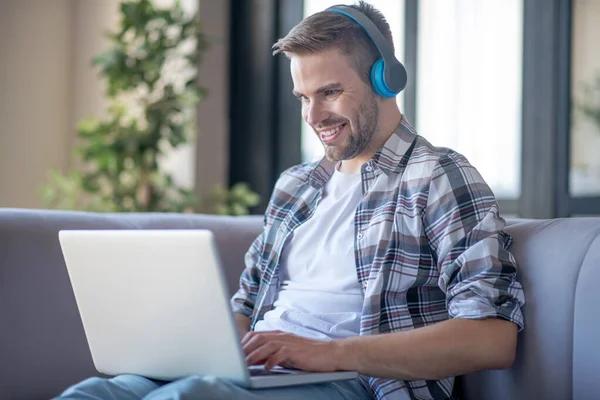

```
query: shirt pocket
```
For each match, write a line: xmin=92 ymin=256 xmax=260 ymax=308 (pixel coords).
xmin=363 ymin=201 xmax=396 ymax=241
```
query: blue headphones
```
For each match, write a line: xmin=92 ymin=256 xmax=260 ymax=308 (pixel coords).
xmin=326 ymin=5 xmax=407 ymax=98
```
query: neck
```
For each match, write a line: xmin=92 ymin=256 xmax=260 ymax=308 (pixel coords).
xmin=338 ymin=102 xmax=402 ymax=174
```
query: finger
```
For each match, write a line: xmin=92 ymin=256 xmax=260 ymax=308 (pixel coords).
xmin=242 ymin=331 xmax=288 ymax=356
xmin=280 ymin=360 xmax=297 ymax=370
xmin=240 ymin=331 xmax=256 ymax=347
xmin=245 ymin=341 xmax=281 ymax=366
xmin=264 ymin=347 xmax=292 ymax=371
xmin=242 ymin=332 xmax=270 ymax=356
xmin=241 ymin=330 xmax=282 ymax=347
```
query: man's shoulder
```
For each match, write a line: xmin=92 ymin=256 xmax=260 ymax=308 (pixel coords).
xmin=406 ymin=135 xmax=472 ymax=177
xmin=260 ymin=161 xmax=318 ymax=219
xmin=270 ymin=160 xmax=319 ymax=194
xmin=280 ymin=160 xmax=320 ymax=181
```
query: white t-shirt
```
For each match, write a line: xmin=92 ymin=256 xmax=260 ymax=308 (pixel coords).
xmin=254 ymin=163 xmax=364 ymax=340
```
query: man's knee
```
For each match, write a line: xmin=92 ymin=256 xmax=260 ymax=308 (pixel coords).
xmin=57 ymin=375 xmax=158 ymax=400
xmin=79 ymin=376 xmax=106 ymax=387
xmin=198 ymin=375 xmax=221 ymax=385
xmin=58 ymin=377 xmax=108 ymax=399
xmin=143 ymin=375 xmax=243 ymax=400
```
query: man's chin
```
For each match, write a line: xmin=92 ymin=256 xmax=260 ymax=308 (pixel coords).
xmin=324 ymin=146 xmax=362 ymax=163
xmin=324 ymin=148 xmax=343 ymax=163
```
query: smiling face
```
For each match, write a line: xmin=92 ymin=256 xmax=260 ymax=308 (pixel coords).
xmin=291 ymin=48 xmax=380 ymax=164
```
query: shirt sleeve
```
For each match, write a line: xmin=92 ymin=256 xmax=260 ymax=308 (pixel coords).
xmin=422 ymin=151 xmax=525 ymax=331
xmin=229 ymin=166 xmax=300 ymax=319
xmin=230 ymin=227 xmax=265 ymax=318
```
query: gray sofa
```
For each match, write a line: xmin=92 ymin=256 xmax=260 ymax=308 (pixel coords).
xmin=0 ymin=208 xmax=599 ymax=400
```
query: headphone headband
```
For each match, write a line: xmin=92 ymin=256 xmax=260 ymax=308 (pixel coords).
xmin=326 ymin=5 xmax=396 ymax=67
xmin=325 ymin=4 xmax=407 ymax=97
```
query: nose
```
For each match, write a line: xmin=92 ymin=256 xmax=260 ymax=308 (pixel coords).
xmin=304 ymin=100 xmax=328 ymax=127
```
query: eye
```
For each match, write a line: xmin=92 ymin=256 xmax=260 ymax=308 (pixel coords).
xmin=324 ymin=89 xmax=341 ymax=97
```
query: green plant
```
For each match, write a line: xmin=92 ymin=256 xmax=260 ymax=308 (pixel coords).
xmin=208 ymin=182 xmax=261 ymax=216
xmin=576 ymin=72 xmax=600 ymax=132
xmin=40 ymin=0 xmax=259 ymax=214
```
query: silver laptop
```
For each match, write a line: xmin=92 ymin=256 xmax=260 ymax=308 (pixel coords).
xmin=58 ymin=229 xmax=358 ymax=389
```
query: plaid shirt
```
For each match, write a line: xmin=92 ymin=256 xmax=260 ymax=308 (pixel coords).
xmin=231 ymin=118 xmax=525 ymax=400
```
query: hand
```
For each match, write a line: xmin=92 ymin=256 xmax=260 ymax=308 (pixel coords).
xmin=241 ymin=330 xmax=341 ymax=372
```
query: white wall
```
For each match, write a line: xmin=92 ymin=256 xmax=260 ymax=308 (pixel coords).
xmin=195 ymin=0 xmax=231 ymax=201
xmin=70 ymin=0 xmax=122 ymax=154
xmin=0 ymin=0 xmax=73 ymax=208
xmin=0 ymin=0 xmax=121 ymax=208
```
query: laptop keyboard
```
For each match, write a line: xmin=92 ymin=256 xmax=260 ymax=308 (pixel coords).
xmin=249 ymin=368 xmax=294 ymax=377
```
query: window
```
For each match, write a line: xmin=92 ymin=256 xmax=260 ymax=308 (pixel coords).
xmin=570 ymin=0 xmax=600 ymax=197
xmin=416 ymin=0 xmax=523 ymax=199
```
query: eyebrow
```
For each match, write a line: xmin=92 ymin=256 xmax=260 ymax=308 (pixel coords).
xmin=292 ymin=82 xmax=343 ymax=98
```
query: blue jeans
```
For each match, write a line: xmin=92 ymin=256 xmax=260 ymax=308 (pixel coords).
xmin=55 ymin=374 xmax=372 ymax=400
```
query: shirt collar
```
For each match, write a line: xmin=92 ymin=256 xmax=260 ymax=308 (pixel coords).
xmin=308 ymin=116 xmax=418 ymax=189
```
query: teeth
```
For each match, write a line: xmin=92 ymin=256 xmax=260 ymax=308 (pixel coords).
xmin=322 ymin=125 xmax=342 ymax=137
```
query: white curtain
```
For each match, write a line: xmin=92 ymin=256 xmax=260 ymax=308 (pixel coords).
xmin=416 ymin=0 xmax=523 ymax=199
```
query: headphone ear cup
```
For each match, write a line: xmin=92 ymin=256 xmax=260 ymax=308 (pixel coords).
xmin=370 ymin=58 xmax=397 ymax=98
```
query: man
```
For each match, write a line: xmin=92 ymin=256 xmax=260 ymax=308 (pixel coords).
xmin=58 ymin=1 xmax=524 ymax=399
